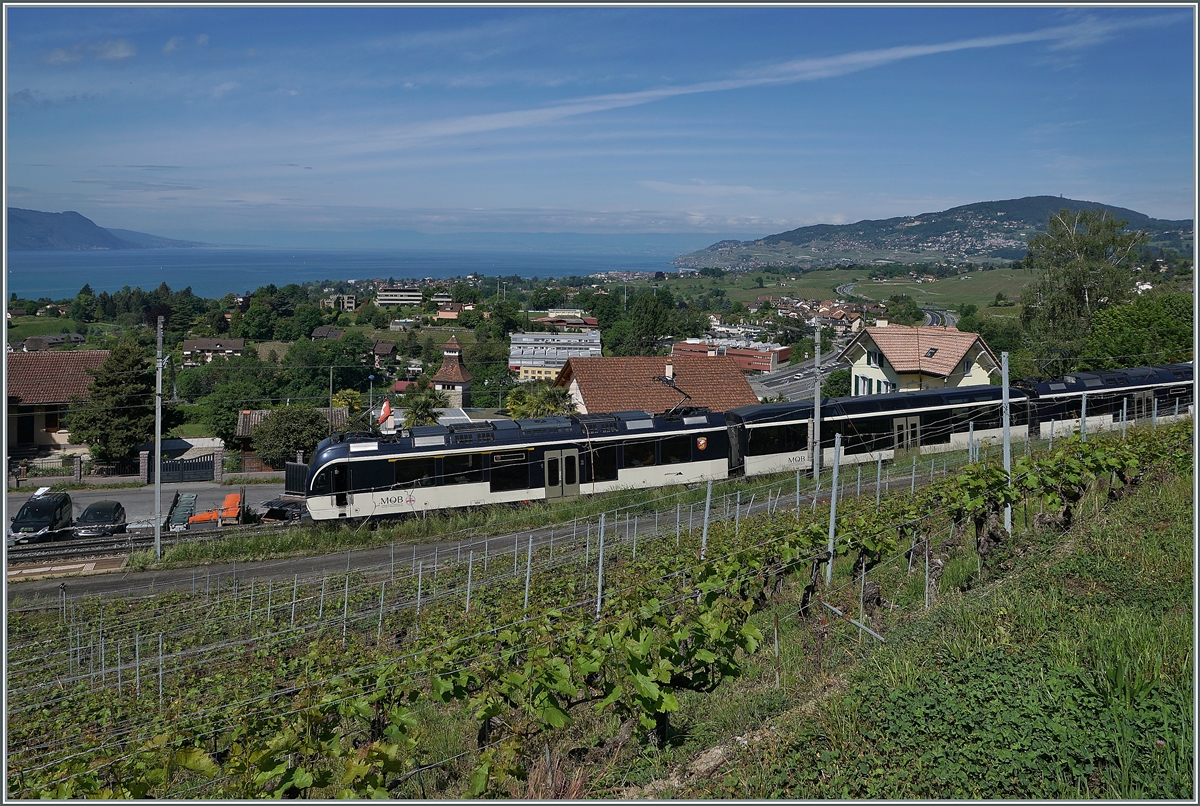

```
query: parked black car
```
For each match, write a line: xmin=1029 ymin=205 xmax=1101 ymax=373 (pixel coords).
xmin=7 ymin=490 xmax=73 ymax=546
xmin=73 ymin=500 xmax=128 ymax=538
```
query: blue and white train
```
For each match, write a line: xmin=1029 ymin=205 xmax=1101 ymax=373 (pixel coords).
xmin=293 ymin=362 xmax=1192 ymax=521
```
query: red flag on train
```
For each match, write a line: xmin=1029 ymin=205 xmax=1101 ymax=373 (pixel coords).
xmin=379 ymin=398 xmax=391 ymax=424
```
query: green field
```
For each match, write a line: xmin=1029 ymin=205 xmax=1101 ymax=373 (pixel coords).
xmin=5 ymin=316 xmax=117 ymax=344
xmin=636 ymin=266 xmax=1040 ymax=314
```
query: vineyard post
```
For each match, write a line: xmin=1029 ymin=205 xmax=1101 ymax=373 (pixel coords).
xmin=910 ymin=456 xmax=916 ymax=496
xmin=1153 ymin=397 xmax=1158 ymax=429
xmin=1002 ymin=351 xmax=1012 ymax=534
xmin=595 ymin=513 xmax=606 ymax=619
xmin=484 ymin=535 xmax=489 ymax=571
xmin=248 ymin=579 xmax=254 ymax=625
xmin=825 ymin=433 xmax=843 ymax=587
xmin=266 ymin=580 xmax=273 ymax=624
xmin=291 ymin=575 xmax=298 ymax=627
xmin=795 ymin=469 xmax=800 ymax=522
xmin=319 ymin=576 xmax=326 ymax=621
xmin=858 ymin=568 xmax=866 ymax=646
xmin=157 ymin=633 xmax=163 ymax=706
xmin=700 ymin=480 xmax=713 ymax=561
xmin=377 ymin=580 xmax=386 ymax=642
xmin=416 ymin=563 xmax=423 ymax=638
xmin=813 ymin=324 xmax=822 ymax=486
xmin=117 ymin=643 xmax=122 ymax=694
xmin=434 ymin=546 xmax=439 ymax=584
xmin=885 ymin=465 xmax=889 ymax=493
xmin=1174 ymin=397 xmax=1179 ymax=421
xmin=1081 ymin=392 xmax=1088 ymax=442
xmin=466 ymin=551 xmax=474 ymax=614
xmin=774 ymin=613 xmax=781 ymax=689
xmin=968 ymin=422 xmax=975 ymax=462
xmin=735 ymin=491 xmax=741 ymax=539
xmin=1049 ymin=420 xmax=1055 ymax=451
xmin=341 ymin=575 xmax=350 ymax=645
xmin=523 ymin=536 xmax=533 ymax=611
xmin=586 ymin=522 xmax=591 ymax=566
xmin=513 ymin=534 xmax=519 ymax=578
xmin=548 ymin=529 xmax=554 ymax=563
xmin=929 ymin=456 xmax=934 ymax=485
xmin=876 ymin=455 xmax=882 ymax=506
xmin=655 ymin=510 xmax=658 ymax=535
xmin=633 ymin=519 xmax=638 ymax=561
xmin=135 ymin=633 xmax=140 ymax=699
xmin=206 ymin=570 xmax=210 ymax=603
xmin=457 ymin=542 xmax=462 ymax=564
xmin=677 ymin=503 xmax=681 ymax=546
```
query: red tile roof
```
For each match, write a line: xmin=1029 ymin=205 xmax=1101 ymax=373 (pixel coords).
xmin=6 ymin=350 xmax=109 ymax=404
xmin=837 ymin=326 xmax=997 ymax=377
xmin=555 ymin=356 xmax=758 ymax=415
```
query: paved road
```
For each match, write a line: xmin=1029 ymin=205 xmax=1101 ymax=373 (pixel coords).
xmin=749 ymin=358 xmax=850 ymax=402
xmin=7 ymin=482 xmax=286 ymax=530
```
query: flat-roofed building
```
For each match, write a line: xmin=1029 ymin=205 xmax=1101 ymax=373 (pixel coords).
xmin=182 ymin=338 xmax=246 ymax=367
xmin=376 ymin=287 xmax=423 ymax=307
xmin=508 ymin=331 xmax=602 ymax=381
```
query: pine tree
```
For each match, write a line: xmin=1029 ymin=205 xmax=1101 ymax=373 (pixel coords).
xmin=69 ymin=341 xmax=156 ymax=462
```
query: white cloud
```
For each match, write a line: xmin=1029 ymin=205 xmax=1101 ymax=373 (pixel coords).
xmin=639 ymin=180 xmax=783 ymax=198
xmin=353 ymin=15 xmax=1174 ymax=152
xmin=92 ymin=39 xmax=136 ymax=61
xmin=163 ymin=36 xmax=183 ymax=55
xmin=45 ymin=46 xmax=82 ymax=65
xmin=197 ymin=34 xmax=210 ymax=46
xmin=211 ymin=81 xmax=238 ymax=98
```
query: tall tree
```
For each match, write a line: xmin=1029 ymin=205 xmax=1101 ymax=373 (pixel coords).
xmin=1020 ymin=208 xmax=1148 ymax=362
xmin=504 ymin=382 xmax=576 ymax=419
xmin=401 ymin=388 xmax=449 ymax=429
xmin=252 ymin=406 xmax=329 ymax=467
xmin=69 ymin=341 xmax=157 ymax=461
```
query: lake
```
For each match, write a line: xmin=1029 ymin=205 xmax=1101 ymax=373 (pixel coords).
xmin=5 ymin=247 xmax=681 ymax=299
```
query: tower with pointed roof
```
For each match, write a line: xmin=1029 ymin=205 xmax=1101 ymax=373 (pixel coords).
xmin=431 ymin=336 xmax=472 ymax=408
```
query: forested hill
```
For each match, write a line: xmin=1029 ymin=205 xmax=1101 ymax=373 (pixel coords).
xmin=675 ymin=195 xmax=1194 ymax=269
xmin=7 ymin=208 xmax=209 ymax=250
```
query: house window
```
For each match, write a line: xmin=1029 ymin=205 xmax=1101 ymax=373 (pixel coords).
xmin=866 ymin=349 xmax=880 ymax=368
xmin=43 ymin=406 xmax=61 ymax=432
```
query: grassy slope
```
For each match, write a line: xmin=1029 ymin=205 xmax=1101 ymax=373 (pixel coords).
xmin=640 ymin=266 xmax=1040 ymax=313
xmin=663 ymin=471 xmax=1194 ymax=800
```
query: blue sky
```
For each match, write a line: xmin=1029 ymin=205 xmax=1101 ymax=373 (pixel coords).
xmin=4 ymin=6 xmax=1195 ymax=246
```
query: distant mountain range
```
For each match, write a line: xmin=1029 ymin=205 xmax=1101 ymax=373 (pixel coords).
xmin=674 ymin=196 xmax=1194 ymax=269
xmin=7 ymin=208 xmax=212 ymax=250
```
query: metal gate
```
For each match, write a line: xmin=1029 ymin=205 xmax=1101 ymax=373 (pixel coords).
xmin=150 ymin=453 xmax=216 ymax=483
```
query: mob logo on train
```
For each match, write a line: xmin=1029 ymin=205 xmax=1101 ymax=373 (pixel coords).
xmin=696 ymin=437 xmax=707 ymax=451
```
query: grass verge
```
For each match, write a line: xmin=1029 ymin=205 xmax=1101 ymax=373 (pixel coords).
xmin=674 ymin=471 xmax=1193 ymax=800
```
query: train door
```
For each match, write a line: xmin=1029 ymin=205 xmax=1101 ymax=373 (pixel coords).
xmin=893 ymin=416 xmax=920 ymax=450
xmin=331 ymin=462 xmax=350 ymax=513
xmin=1132 ymin=390 xmax=1153 ymax=422
xmin=544 ymin=449 xmax=580 ymax=499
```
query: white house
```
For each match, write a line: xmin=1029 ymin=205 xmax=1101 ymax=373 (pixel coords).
xmin=836 ymin=325 xmax=1000 ymax=396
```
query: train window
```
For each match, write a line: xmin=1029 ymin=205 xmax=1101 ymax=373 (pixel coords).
xmin=311 ymin=467 xmax=331 ymax=494
xmin=490 ymin=453 xmax=528 ymax=493
xmin=660 ymin=435 xmax=691 ymax=464
xmin=564 ymin=455 xmax=578 ymax=485
xmin=921 ymin=409 xmax=952 ymax=444
xmin=841 ymin=418 xmax=890 ymax=454
xmin=588 ymin=445 xmax=619 ymax=481
xmin=746 ymin=423 xmax=807 ymax=456
xmin=444 ymin=453 xmax=484 ymax=485
xmin=353 ymin=460 xmax=392 ymax=492
xmin=394 ymin=457 xmax=436 ymax=488
xmin=625 ymin=439 xmax=657 ymax=468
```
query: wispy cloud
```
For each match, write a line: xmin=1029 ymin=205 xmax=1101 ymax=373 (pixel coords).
xmin=372 ymin=14 xmax=1181 ymax=148
xmin=92 ymin=39 xmax=136 ymax=61
xmin=640 ymin=180 xmax=784 ymax=198
xmin=210 ymin=81 xmax=238 ymax=98
xmin=163 ymin=36 xmax=182 ymax=55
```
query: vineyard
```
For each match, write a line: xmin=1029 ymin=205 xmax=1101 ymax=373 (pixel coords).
xmin=5 ymin=421 xmax=1193 ymax=799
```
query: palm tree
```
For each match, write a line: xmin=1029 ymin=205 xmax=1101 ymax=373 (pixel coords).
xmin=401 ymin=388 xmax=450 ymax=429
xmin=505 ymin=382 xmax=576 ymax=419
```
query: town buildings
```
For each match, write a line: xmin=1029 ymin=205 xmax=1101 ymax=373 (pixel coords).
xmin=508 ymin=331 xmax=603 ymax=381
xmin=181 ymin=338 xmax=246 ymax=367
xmin=7 ymin=350 xmax=109 ymax=456
xmin=670 ymin=337 xmax=791 ymax=374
